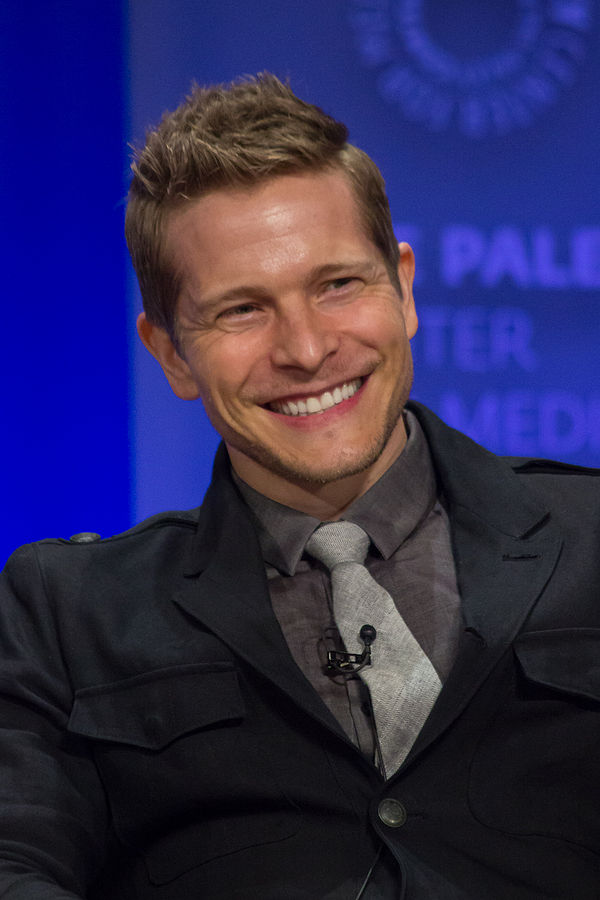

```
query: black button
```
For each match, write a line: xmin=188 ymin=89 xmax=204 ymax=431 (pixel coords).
xmin=69 ymin=532 xmax=101 ymax=543
xmin=378 ymin=798 xmax=407 ymax=827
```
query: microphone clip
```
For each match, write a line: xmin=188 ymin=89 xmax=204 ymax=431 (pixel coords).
xmin=326 ymin=624 xmax=376 ymax=675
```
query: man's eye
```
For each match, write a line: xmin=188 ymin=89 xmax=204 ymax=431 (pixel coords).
xmin=328 ymin=277 xmax=357 ymax=291
xmin=219 ymin=303 xmax=257 ymax=318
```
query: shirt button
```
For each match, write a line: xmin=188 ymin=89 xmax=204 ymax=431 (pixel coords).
xmin=378 ymin=798 xmax=407 ymax=828
xmin=69 ymin=532 xmax=101 ymax=543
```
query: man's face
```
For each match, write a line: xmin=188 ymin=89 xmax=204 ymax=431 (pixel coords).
xmin=140 ymin=170 xmax=417 ymax=505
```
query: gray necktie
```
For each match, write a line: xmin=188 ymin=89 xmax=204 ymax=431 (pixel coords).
xmin=306 ymin=520 xmax=442 ymax=777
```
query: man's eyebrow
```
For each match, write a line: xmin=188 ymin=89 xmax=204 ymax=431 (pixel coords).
xmin=308 ymin=260 xmax=380 ymax=280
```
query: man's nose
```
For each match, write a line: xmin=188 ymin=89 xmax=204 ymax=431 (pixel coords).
xmin=270 ymin=303 xmax=340 ymax=372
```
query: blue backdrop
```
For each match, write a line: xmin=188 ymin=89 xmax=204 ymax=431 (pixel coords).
xmin=1 ymin=2 xmax=129 ymax=563
xmin=3 ymin=0 xmax=599 ymax=563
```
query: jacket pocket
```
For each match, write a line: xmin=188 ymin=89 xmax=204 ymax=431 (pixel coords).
xmin=68 ymin=663 xmax=299 ymax=884
xmin=69 ymin=661 xmax=243 ymax=749
xmin=468 ymin=628 xmax=600 ymax=854
xmin=515 ymin=628 xmax=600 ymax=702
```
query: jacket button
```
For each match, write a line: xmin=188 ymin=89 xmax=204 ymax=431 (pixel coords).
xmin=378 ymin=798 xmax=407 ymax=827
xmin=69 ymin=532 xmax=101 ymax=543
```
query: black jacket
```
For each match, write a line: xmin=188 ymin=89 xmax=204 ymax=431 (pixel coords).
xmin=1 ymin=403 xmax=599 ymax=898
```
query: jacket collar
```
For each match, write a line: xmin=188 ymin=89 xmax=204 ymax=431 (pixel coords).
xmin=408 ymin=401 xmax=549 ymax=539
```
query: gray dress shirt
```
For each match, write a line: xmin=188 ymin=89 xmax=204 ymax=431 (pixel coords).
xmin=234 ymin=410 xmax=462 ymax=768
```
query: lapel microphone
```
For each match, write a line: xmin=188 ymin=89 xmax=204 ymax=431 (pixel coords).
xmin=326 ymin=624 xmax=377 ymax=675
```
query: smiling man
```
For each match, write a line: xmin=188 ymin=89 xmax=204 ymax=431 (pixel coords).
xmin=1 ymin=75 xmax=600 ymax=900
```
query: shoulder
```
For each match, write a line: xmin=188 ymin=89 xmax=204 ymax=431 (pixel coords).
xmin=411 ymin=399 xmax=600 ymax=489
xmin=505 ymin=456 xmax=600 ymax=518
xmin=507 ymin=457 xmax=600 ymax=479
xmin=3 ymin=443 xmax=242 ymax=587
xmin=3 ymin=507 xmax=201 ymax=585
xmin=408 ymin=400 xmax=600 ymax=531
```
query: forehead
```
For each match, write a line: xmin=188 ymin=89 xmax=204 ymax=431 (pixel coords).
xmin=164 ymin=170 xmax=374 ymax=285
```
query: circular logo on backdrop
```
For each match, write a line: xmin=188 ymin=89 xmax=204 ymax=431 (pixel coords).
xmin=348 ymin=0 xmax=593 ymax=138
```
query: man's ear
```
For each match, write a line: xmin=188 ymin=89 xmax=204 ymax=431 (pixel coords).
xmin=396 ymin=241 xmax=418 ymax=339
xmin=136 ymin=312 xmax=201 ymax=400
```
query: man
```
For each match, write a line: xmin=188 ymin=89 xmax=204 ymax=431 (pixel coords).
xmin=1 ymin=74 xmax=599 ymax=899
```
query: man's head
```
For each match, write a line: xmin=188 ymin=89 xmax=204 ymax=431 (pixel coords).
xmin=129 ymin=74 xmax=417 ymax=517
xmin=125 ymin=73 xmax=401 ymax=346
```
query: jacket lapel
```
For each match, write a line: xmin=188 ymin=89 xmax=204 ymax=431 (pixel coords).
xmin=173 ymin=446 xmax=345 ymax=736
xmin=405 ymin=403 xmax=563 ymax=762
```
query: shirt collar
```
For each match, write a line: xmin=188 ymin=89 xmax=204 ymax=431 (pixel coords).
xmin=233 ymin=409 xmax=438 ymax=575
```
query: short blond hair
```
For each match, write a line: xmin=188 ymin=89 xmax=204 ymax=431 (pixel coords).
xmin=126 ymin=73 xmax=400 ymax=340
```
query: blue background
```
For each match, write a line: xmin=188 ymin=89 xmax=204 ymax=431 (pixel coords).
xmin=2 ymin=0 xmax=599 ymax=564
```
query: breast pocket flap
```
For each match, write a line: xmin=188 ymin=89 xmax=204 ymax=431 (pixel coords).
xmin=515 ymin=628 xmax=600 ymax=703
xmin=68 ymin=662 xmax=244 ymax=750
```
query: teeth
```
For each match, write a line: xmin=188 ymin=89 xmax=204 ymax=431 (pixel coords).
xmin=272 ymin=379 xmax=362 ymax=417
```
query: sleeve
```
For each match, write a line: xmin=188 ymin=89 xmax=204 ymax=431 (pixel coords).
xmin=0 ymin=544 xmax=109 ymax=898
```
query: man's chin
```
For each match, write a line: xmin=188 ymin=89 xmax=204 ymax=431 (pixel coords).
xmin=282 ymin=451 xmax=384 ymax=487
xmin=238 ymin=432 xmax=395 ymax=488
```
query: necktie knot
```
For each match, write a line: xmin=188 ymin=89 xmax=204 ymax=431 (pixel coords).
xmin=305 ymin=521 xmax=370 ymax=570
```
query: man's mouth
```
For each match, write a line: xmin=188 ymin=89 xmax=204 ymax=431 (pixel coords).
xmin=269 ymin=378 xmax=363 ymax=417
